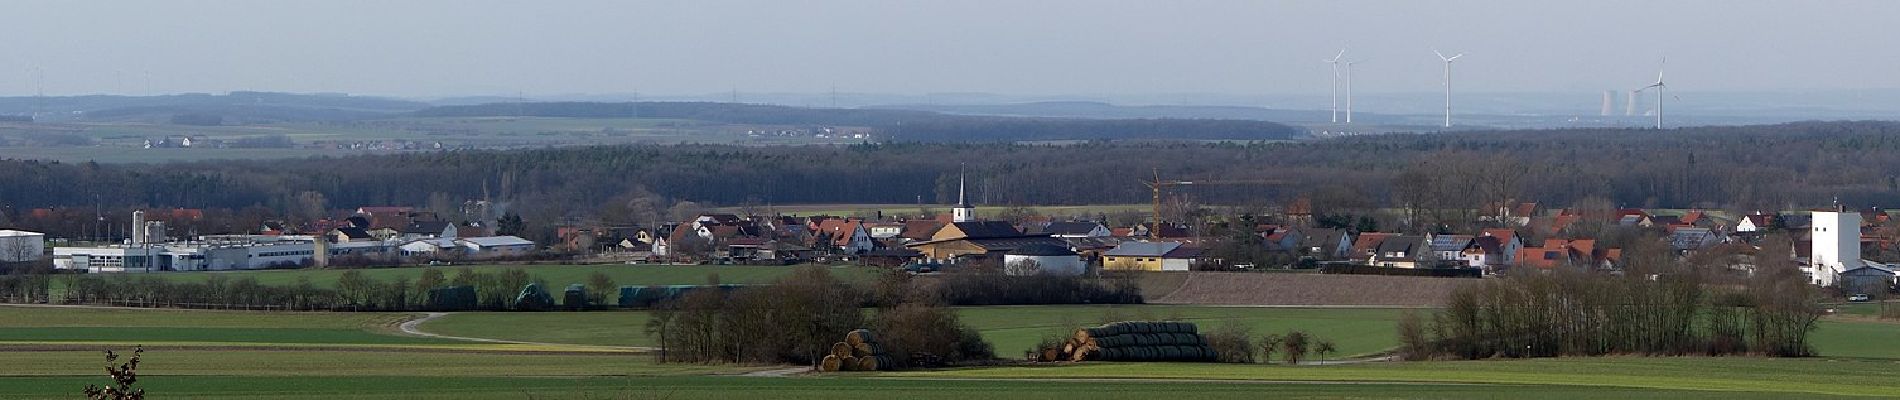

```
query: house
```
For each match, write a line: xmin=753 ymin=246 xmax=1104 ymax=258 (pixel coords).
xmin=1515 ymin=239 xmax=1623 ymax=270
xmin=399 ymin=221 xmax=457 ymax=240
xmin=1460 ymin=235 xmax=1508 ymax=270
xmin=1101 ymin=241 xmax=1201 ymax=271
xmin=864 ymin=222 xmax=906 ymax=239
xmin=1736 ymin=213 xmax=1773 ymax=232
xmin=1044 ymin=222 xmax=1112 ymax=238
xmin=1480 ymin=228 xmax=1524 ymax=266
xmin=1294 ymin=228 xmax=1353 ymax=259
xmin=1351 ymin=232 xmax=1398 ymax=259
xmin=1428 ymin=234 xmax=1474 ymax=262
xmin=1667 ymin=226 xmax=1722 ymax=252
xmin=814 ymin=219 xmax=875 ymax=254
xmin=899 ymin=220 xmax=946 ymax=242
xmin=1261 ymin=228 xmax=1302 ymax=253
xmin=333 ymin=227 xmax=375 ymax=242
xmin=1370 ymin=235 xmax=1430 ymax=268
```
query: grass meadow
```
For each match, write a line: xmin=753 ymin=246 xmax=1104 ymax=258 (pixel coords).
xmin=4 ymin=300 xmax=1900 ymax=399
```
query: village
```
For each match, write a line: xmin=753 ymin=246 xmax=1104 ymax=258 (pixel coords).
xmin=5 ymin=174 xmax=1895 ymax=298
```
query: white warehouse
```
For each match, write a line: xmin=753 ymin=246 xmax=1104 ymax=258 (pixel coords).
xmin=0 ymin=230 xmax=47 ymax=262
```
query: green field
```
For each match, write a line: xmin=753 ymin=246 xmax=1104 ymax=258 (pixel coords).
xmin=0 ymin=375 xmax=1862 ymax=400
xmin=0 ymin=306 xmax=451 ymax=346
xmin=63 ymin=264 xmax=879 ymax=291
xmin=883 ymin=357 xmax=1900 ymax=398
xmin=5 ymin=303 xmax=1900 ymax=399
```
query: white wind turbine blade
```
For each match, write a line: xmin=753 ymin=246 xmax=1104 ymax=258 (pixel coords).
xmin=1447 ymin=53 xmax=1464 ymax=61
xmin=1655 ymin=57 xmax=1667 ymax=84
xmin=1433 ymin=49 xmax=1447 ymax=60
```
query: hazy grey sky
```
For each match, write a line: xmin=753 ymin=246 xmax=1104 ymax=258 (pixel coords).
xmin=3 ymin=0 xmax=1896 ymax=98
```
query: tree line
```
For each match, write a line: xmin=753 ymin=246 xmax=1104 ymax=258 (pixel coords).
xmin=1397 ymin=234 xmax=1825 ymax=359
xmin=4 ymin=121 xmax=1900 ymax=240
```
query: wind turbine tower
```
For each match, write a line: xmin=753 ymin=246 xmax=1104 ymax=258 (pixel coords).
xmin=1344 ymin=60 xmax=1358 ymax=124
xmin=1323 ymin=49 xmax=1346 ymax=123
xmin=1434 ymin=49 xmax=1463 ymax=128
xmin=1601 ymin=90 xmax=1614 ymax=116
xmin=1640 ymin=58 xmax=1667 ymax=129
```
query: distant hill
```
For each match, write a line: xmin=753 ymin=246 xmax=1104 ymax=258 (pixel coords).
xmin=866 ymin=101 xmax=1338 ymax=122
xmin=412 ymin=101 xmax=1303 ymax=142
xmin=0 ymin=92 xmax=427 ymax=124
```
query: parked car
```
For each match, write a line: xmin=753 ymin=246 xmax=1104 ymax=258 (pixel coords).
xmin=1848 ymin=293 xmax=1872 ymax=302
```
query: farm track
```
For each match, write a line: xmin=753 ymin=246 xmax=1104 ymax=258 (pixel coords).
xmin=396 ymin=312 xmax=659 ymax=352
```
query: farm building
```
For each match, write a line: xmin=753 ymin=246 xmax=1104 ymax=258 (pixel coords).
xmin=1840 ymin=264 xmax=1896 ymax=295
xmin=1101 ymin=241 xmax=1201 ymax=271
xmin=1003 ymin=244 xmax=1085 ymax=276
xmin=906 ymin=221 xmax=1069 ymax=265
xmin=0 ymin=230 xmax=46 ymax=262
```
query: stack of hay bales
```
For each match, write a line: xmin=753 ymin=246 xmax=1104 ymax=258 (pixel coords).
xmin=1047 ymin=321 xmax=1216 ymax=362
xmin=819 ymin=329 xmax=894 ymax=372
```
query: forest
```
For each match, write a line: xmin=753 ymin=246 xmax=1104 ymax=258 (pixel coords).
xmin=1 ymin=120 xmax=1899 ymax=238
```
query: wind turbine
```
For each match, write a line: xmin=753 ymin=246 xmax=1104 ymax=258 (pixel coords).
xmin=1641 ymin=58 xmax=1667 ymax=129
xmin=1344 ymin=59 xmax=1360 ymax=124
xmin=1323 ymin=48 xmax=1346 ymax=123
xmin=1434 ymin=49 xmax=1464 ymax=128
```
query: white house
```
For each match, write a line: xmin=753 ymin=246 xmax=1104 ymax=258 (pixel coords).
xmin=1044 ymin=222 xmax=1112 ymax=238
xmin=1809 ymin=211 xmax=1861 ymax=287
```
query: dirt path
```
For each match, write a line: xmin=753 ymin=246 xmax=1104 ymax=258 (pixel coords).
xmin=394 ymin=312 xmax=658 ymax=352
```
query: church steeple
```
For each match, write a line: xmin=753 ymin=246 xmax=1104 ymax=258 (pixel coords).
xmin=953 ymin=167 xmax=974 ymax=222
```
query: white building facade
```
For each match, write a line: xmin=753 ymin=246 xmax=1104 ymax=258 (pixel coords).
xmin=1809 ymin=211 xmax=1861 ymax=287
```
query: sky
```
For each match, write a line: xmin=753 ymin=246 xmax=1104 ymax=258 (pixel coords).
xmin=1 ymin=0 xmax=1896 ymax=98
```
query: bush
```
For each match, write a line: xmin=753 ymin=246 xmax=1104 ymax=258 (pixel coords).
xmin=1202 ymin=321 xmax=1255 ymax=363
xmin=872 ymin=301 xmax=993 ymax=367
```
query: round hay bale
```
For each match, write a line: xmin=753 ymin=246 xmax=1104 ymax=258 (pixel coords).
xmin=840 ymin=356 xmax=859 ymax=371
xmin=820 ymin=355 xmax=842 ymax=372
xmin=832 ymin=342 xmax=853 ymax=359
xmin=859 ymin=355 xmax=880 ymax=371
xmin=1179 ymin=322 xmax=1198 ymax=334
xmin=847 ymin=329 xmax=877 ymax=346
xmin=853 ymin=342 xmax=880 ymax=356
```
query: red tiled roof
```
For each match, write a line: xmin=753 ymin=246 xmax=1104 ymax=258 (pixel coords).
xmin=1352 ymin=233 xmax=1397 ymax=255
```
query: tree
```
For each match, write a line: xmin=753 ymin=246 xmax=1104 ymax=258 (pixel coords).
xmin=1313 ymin=339 xmax=1337 ymax=364
xmin=585 ymin=271 xmax=615 ymax=305
xmin=1258 ymin=333 xmax=1283 ymax=364
xmin=83 ymin=346 xmax=145 ymax=400
xmin=496 ymin=213 xmax=526 ymax=236
xmin=1281 ymin=330 xmax=1310 ymax=364
xmin=414 ymin=268 xmax=447 ymax=300
xmin=335 ymin=269 xmax=372 ymax=307
xmin=1004 ymin=259 xmax=1041 ymax=276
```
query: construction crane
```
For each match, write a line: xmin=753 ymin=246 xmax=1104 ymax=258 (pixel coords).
xmin=1141 ymin=169 xmax=1289 ymax=237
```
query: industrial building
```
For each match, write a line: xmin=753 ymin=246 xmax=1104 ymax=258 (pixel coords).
xmin=0 ymin=230 xmax=46 ymax=263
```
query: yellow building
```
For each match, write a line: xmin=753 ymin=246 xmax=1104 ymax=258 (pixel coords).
xmin=1101 ymin=241 xmax=1200 ymax=272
